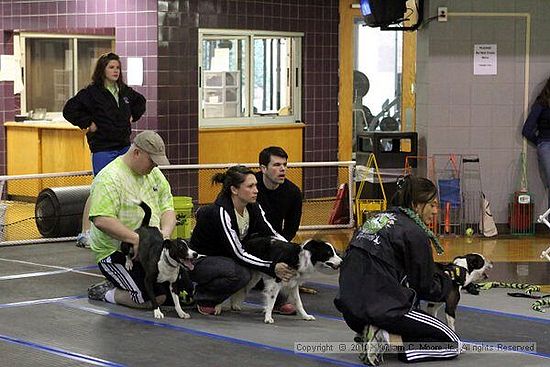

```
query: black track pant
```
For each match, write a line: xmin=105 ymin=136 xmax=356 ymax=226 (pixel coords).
xmin=189 ymin=256 xmax=251 ymax=306
xmin=377 ymin=309 xmax=461 ymax=363
xmin=98 ymin=251 xmax=166 ymax=304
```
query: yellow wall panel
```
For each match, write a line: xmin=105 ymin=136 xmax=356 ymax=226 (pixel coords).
xmin=198 ymin=123 xmax=304 ymax=203
xmin=6 ymin=126 xmax=41 ymax=196
xmin=5 ymin=122 xmax=92 ymax=197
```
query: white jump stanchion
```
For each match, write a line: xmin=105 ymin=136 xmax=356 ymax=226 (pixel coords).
xmin=536 ymin=208 xmax=550 ymax=262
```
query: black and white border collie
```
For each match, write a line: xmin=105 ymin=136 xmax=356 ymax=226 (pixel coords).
xmin=120 ymin=202 xmax=198 ymax=319
xmin=428 ymin=253 xmax=493 ymax=330
xmin=221 ymin=237 xmax=342 ymax=324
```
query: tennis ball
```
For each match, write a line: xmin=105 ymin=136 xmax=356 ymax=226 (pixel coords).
xmin=465 ymin=227 xmax=474 ymax=237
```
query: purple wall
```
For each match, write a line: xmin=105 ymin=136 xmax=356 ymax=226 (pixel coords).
xmin=158 ymin=0 xmax=339 ymax=198
xmin=0 ymin=0 xmax=340 ymax=198
xmin=0 ymin=0 xmax=158 ymax=176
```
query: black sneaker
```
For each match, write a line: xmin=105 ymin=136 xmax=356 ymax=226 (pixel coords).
xmin=87 ymin=280 xmax=114 ymax=301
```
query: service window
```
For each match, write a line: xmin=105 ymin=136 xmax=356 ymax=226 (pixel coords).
xmin=199 ymin=29 xmax=302 ymax=127
xmin=19 ymin=33 xmax=114 ymax=117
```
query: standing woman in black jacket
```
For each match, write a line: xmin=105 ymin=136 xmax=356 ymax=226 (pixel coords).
xmin=335 ymin=175 xmax=465 ymax=366
xmin=522 ymin=76 xmax=550 ymax=207
xmin=63 ymin=52 xmax=146 ymax=247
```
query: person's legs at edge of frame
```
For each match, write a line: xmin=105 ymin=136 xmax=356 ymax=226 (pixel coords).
xmin=537 ymin=141 xmax=550 ymax=208
xmin=76 ymin=146 xmax=131 ymax=248
xmin=189 ymin=256 xmax=251 ymax=315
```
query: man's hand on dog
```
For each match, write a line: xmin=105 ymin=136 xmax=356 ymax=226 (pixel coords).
xmin=444 ymin=264 xmax=467 ymax=286
xmin=275 ymin=263 xmax=296 ymax=282
xmin=130 ymin=232 xmax=140 ymax=260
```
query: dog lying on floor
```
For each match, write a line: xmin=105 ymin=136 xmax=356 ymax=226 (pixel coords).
xmin=121 ymin=202 xmax=198 ymax=319
xmin=427 ymin=253 xmax=493 ymax=330
xmin=221 ymin=237 xmax=342 ymax=324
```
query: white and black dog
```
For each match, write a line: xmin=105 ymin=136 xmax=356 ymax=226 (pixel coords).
xmin=427 ymin=253 xmax=493 ymax=330
xmin=121 ymin=202 xmax=198 ymax=319
xmin=223 ymin=237 xmax=342 ymax=324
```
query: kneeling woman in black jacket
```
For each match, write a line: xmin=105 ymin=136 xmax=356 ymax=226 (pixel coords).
xmin=189 ymin=165 xmax=296 ymax=315
xmin=335 ymin=175 xmax=464 ymax=365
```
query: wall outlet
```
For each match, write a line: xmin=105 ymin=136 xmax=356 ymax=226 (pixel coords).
xmin=438 ymin=7 xmax=448 ymax=22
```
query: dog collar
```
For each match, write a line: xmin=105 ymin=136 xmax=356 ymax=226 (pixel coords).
xmin=163 ymin=250 xmax=179 ymax=268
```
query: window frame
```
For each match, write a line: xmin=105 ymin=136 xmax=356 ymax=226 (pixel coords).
xmin=198 ymin=28 xmax=303 ymax=128
xmin=18 ymin=32 xmax=115 ymax=119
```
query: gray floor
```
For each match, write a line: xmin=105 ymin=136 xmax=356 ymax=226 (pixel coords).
xmin=0 ymin=242 xmax=548 ymax=367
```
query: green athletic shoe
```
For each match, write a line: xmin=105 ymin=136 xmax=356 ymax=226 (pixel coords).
xmin=358 ymin=325 xmax=388 ymax=366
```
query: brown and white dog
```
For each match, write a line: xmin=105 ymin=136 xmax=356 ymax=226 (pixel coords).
xmin=220 ymin=237 xmax=342 ymax=324
xmin=428 ymin=253 xmax=493 ymax=330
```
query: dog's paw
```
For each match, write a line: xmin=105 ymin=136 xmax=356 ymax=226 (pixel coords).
xmin=153 ymin=308 xmax=164 ymax=319
xmin=177 ymin=310 xmax=191 ymax=319
xmin=464 ymin=283 xmax=480 ymax=295
xmin=302 ymin=314 xmax=316 ymax=321
xmin=214 ymin=304 xmax=223 ymax=315
xmin=125 ymin=260 xmax=133 ymax=271
xmin=264 ymin=316 xmax=274 ymax=324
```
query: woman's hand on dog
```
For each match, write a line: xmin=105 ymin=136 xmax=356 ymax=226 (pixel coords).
xmin=275 ymin=263 xmax=297 ymax=282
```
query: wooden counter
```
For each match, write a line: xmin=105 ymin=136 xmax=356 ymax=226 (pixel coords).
xmin=4 ymin=121 xmax=93 ymax=197
xmin=198 ymin=123 xmax=304 ymax=203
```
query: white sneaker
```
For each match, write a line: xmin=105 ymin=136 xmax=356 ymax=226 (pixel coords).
xmin=358 ymin=325 xmax=389 ymax=366
xmin=76 ymin=230 xmax=90 ymax=248
xmin=87 ymin=280 xmax=114 ymax=301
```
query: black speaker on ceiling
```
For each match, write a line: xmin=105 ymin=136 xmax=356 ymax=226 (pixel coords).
xmin=360 ymin=0 xmax=407 ymax=28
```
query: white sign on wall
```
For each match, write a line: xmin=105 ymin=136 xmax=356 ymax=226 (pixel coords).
xmin=127 ymin=57 xmax=143 ymax=86
xmin=474 ymin=44 xmax=497 ymax=75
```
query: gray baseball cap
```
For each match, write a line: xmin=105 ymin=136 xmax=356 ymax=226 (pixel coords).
xmin=133 ymin=130 xmax=170 ymax=166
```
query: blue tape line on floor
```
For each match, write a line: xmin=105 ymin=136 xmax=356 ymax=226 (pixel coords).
xmin=0 ymin=333 xmax=126 ymax=367
xmin=463 ymin=340 xmax=550 ymax=359
xmin=2 ymin=291 xmax=548 ymax=326
xmin=302 ymin=282 xmax=550 ymax=325
xmin=64 ymin=301 xmax=550 ymax=362
xmin=458 ymin=304 xmax=550 ymax=324
xmin=242 ymin=300 xmax=345 ymax=321
xmin=62 ymin=301 xmax=364 ymax=367
xmin=3 ymin=297 xmax=549 ymax=363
